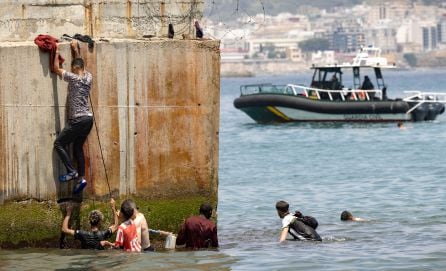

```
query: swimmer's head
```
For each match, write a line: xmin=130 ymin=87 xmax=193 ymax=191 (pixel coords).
xmin=276 ymin=200 xmax=289 ymax=218
xmin=341 ymin=210 xmax=353 ymax=221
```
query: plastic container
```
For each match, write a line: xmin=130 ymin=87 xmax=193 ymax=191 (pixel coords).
xmin=164 ymin=234 xmax=177 ymax=249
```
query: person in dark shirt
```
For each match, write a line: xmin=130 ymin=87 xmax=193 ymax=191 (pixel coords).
xmin=61 ymin=198 xmax=118 ymax=249
xmin=176 ymin=203 xmax=218 ymax=249
xmin=331 ymin=74 xmax=342 ymax=90
xmin=361 ymin=75 xmax=374 ymax=90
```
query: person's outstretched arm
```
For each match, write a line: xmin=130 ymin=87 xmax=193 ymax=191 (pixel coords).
xmin=70 ymin=40 xmax=81 ymax=59
xmin=61 ymin=204 xmax=75 ymax=236
xmin=149 ymin=229 xmax=172 ymax=237
xmin=53 ymin=46 xmax=64 ymax=77
xmin=53 ymin=40 xmax=81 ymax=77
xmin=279 ymin=227 xmax=289 ymax=242
xmin=109 ymin=198 xmax=119 ymax=233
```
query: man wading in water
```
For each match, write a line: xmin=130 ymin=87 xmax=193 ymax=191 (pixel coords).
xmin=52 ymin=40 xmax=93 ymax=194
xmin=276 ymin=200 xmax=322 ymax=242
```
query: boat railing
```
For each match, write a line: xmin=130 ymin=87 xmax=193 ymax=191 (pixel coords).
xmin=240 ymin=83 xmax=383 ymax=101
xmin=286 ymin=84 xmax=382 ymax=101
xmin=403 ymin=91 xmax=446 ymax=114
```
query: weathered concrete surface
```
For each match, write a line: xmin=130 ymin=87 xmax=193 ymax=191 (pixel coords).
xmin=0 ymin=39 xmax=220 ymax=202
xmin=0 ymin=0 xmax=204 ymax=42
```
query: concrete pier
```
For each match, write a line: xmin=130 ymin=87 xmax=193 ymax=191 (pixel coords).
xmin=0 ymin=0 xmax=204 ymax=41
xmin=0 ymin=38 xmax=220 ymax=201
xmin=0 ymin=0 xmax=220 ymax=248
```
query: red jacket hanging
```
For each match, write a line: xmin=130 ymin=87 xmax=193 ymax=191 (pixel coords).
xmin=34 ymin=34 xmax=65 ymax=73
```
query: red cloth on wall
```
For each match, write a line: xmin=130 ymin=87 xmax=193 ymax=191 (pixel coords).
xmin=34 ymin=34 xmax=65 ymax=72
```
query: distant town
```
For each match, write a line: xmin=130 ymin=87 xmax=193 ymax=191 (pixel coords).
xmin=204 ymin=0 xmax=446 ymax=76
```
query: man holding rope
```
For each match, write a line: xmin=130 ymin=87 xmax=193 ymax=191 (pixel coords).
xmin=52 ymin=40 xmax=93 ymax=194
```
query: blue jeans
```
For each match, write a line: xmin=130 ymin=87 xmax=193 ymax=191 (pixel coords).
xmin=54 ymin=116 xmax=93 ymax=177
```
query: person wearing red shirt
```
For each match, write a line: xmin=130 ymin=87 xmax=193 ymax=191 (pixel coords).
xmin=114 ymin=199 xmax=141 ymax=252
xmin=176 ymin=203 xmax=218 ymax=249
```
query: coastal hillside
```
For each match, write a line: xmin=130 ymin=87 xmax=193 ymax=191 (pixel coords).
xmin=205 ymin=0 xmax=445 ymax=20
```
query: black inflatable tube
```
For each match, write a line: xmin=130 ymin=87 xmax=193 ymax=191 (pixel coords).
xmin=234 ymin=94 xmax=410 ymax=115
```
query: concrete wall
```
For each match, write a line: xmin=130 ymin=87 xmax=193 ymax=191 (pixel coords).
xmin=0 ymin=0 xmax=204 ymax=42
xmin=0 ymin=39 xmax=220 ymax=202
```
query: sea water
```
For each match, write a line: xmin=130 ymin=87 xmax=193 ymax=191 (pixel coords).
xmin=1 ymin=69 xmax=446 ymax=270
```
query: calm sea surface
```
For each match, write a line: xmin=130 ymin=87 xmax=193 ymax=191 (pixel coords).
xmin=1 ymin=69 xmax=446 ymax=270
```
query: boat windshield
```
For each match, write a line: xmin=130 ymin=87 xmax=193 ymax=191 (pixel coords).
xmin=240 ymin=84 xmax=297 ymax=96
xmin=310 ymin=67 xmax=343 ymax=90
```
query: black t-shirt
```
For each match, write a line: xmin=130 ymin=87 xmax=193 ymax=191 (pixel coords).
xmin=74 ymin=228 xmax=113 ymax=249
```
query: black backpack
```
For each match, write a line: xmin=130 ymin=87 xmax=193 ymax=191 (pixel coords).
xmin=294 ymin=211 xmax=319 ymax=230
xmin=288 ymin=220 xmax=322 ymax=242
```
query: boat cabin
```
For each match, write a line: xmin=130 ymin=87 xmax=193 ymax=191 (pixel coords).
xmin=309 ymin=65 xmax=388 ymax=101
xmin=308 ymin=47 xmax=396 ymax=101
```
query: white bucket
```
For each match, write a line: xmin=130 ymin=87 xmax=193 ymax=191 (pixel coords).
xmin=164 ymin=234 xmax=177 ymax=249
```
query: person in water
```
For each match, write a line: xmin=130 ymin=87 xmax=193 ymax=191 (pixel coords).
xmin=61 ymin=198 xmax=118 ymax=249
xmin=397 ymin=121 xmax=406 ymax=129
xmin=276 ymin=201 xmax=322 ymax=242
xmin=102 ymin=199 xmax=141 ymax=251
xmin=340 ymin=210 xmax=367 ymax=222
xmin=114 ymin=199 xmax=141 ymax=252
xmin=176 ymin=203 xmax=219 ymax=249
xmin=129 ymin=201 xmax=173 ymax=252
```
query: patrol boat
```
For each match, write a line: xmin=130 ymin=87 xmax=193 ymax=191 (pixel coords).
xmin=233 ymin=47 xmax=446 ymax=123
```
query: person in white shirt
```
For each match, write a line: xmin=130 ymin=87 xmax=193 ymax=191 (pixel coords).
xmin=276 ymin=200 xmax=322 ymax=242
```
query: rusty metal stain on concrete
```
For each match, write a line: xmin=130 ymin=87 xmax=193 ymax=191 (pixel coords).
xmin=0 ymin=39 xmax=220 ymax=201
xmin=126 ymin=0 xmax=135 ymax=38
xmin=84 ymin=3 xmax=94 ymax=36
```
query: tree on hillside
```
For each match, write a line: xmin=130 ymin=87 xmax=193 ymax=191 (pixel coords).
xmin=298 ymin=38 xmax=330 ymax=52
xmin=403 ymin=53 xmax=417 ymax=67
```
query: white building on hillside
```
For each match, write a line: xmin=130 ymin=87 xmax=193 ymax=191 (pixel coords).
xmin=364 ymin=21 xmax=398 ymax=53
xmin=311 ymin=50 xmax=335 ymax=65
xmin=396 ymin=18 xmax=439 ymax=52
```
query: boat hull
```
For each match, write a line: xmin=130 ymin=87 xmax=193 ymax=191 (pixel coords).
xmin=234 ymin=94 xmax=419 ymax=123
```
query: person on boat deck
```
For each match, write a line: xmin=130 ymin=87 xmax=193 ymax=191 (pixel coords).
xmin=276 ymin=201 xmax=322 ymax=242
xmin=340 ymin=210 xmax=367 ymax=222
xmin=61 ymin=198 xmax=119 ymax=249
xmin=361 ymin=76 xmax=374 ymax=90
xmin=330 ymin=74 xmax=342 ymax=90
